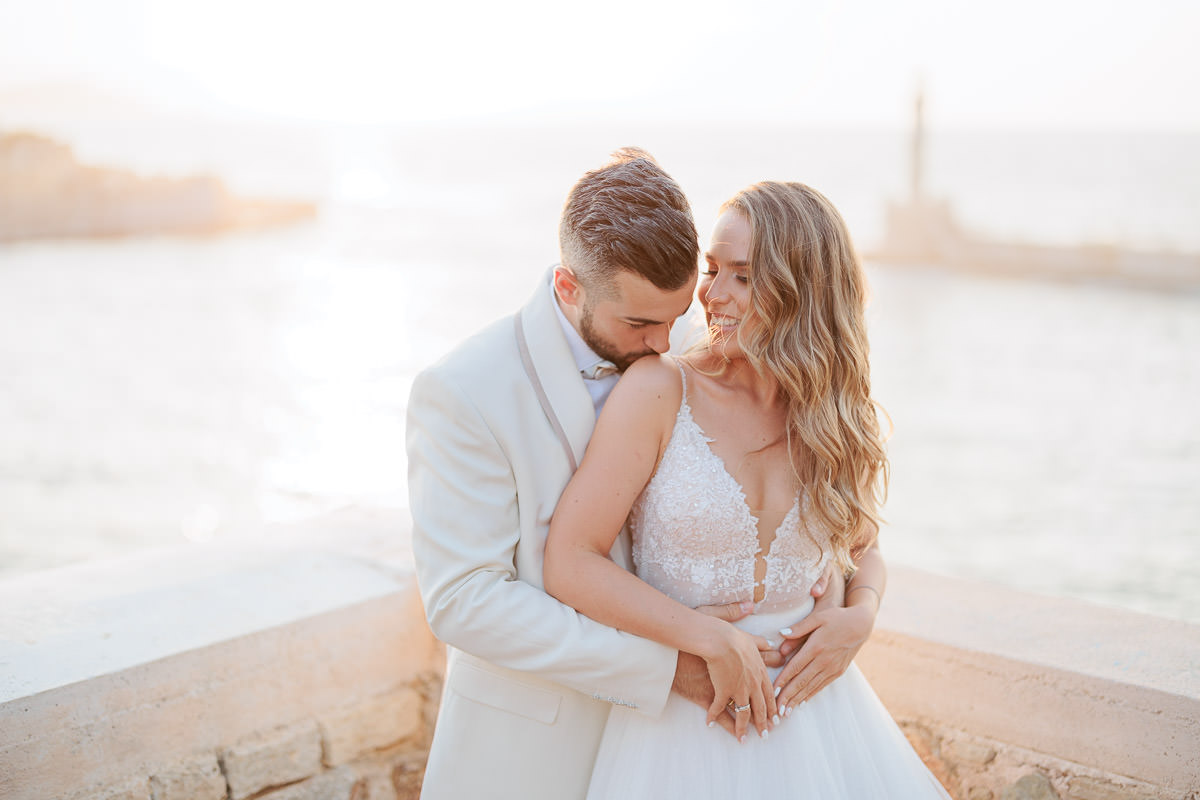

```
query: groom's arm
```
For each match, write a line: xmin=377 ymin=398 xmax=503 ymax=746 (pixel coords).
xmin=407 ymin=365 xmax=678 ymax=715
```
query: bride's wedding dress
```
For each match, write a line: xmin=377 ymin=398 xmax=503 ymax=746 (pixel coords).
xmin=586 ymin=365 xmax=950 ymax=798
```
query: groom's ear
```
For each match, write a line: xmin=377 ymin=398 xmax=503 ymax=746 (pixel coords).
xmin=553 ymin=266 xmax=584 ymax=309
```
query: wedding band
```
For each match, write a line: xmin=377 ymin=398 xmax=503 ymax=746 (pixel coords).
xmin=729 ymin=701 xmax=751 ymax=713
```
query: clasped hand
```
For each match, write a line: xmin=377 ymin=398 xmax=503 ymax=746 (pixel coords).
xmin=698 ymin=621 xmax=777 ymax=742
xmin=675 ymin=565 xmax=873 ymax=739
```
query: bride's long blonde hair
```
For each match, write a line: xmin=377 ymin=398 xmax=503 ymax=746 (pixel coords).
xmin=722 ymin=181 xmax=889 ymax=570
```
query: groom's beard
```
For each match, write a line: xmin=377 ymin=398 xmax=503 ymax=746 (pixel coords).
xmin=579 ymin=303 xmax=654 ymax=373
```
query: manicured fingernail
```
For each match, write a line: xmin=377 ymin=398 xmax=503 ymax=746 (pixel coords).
xmin=785 ymin=705 xmax=793 ymax=717
xmin=708 ymin=720 xmax=715 ymax=728
xmin=774 ymin=686 xmax=782 ymax=697
xmin=739 ymin=735 xmax=747 ymax=744
xmin=772 ymin=714 xmax=781 ymax=725
xmin=760 ymin=728 xmax=769 ymax=740
xmin=779 ymin=627 xmax=792 ymax=635
xmin=766 ymin=638 xmax=779 ymax=648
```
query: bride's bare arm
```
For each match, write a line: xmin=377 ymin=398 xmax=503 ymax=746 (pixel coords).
xmin=544 ymin=357 xmax=776 ymax=738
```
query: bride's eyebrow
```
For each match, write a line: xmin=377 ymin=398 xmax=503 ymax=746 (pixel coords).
xmin=704 ymin=252 xmax=749 ymax=268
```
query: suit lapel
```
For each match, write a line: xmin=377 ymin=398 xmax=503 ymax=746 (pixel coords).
xmin=517 ymin=274 xmax=596 ymax=471
xmin=517 ymin=273 xmax=637 ymax=573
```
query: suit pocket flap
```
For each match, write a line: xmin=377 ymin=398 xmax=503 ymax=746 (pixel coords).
xmin=451 ymin=660 xmax=562 ymax=725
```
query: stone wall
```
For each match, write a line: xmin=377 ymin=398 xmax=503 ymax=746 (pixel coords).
xmin=72 ymin=691 xmax=436 ymax=800
xmin=858 ymin=567 xmax=1200 ymax=800
xmin=0 ymin=544 xmax=442 ymax=800
xmin=2 ymin=521 xmax=1197 ymax=800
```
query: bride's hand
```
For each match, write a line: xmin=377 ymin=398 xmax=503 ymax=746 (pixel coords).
xmin=694 ymin=600 xmax=785 ymax=668
xmin=773 ymin=603 xmax=874 ymax=712
xmin=697 ymin=622 xmax=777 ymax=741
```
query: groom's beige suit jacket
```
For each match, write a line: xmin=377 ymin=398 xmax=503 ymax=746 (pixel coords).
xmin=406 ymin=275 xmax=678 ymax=800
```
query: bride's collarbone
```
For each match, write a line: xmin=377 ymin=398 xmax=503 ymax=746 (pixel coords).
xmin=687 ymin=383 xmax=786 ymax=435
xmin=690 ymin=402 xmax=789 ymax=458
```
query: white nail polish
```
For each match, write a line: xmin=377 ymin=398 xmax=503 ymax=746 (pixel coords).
xmin=774 ymin=686 xmax=782 ymax=697
xmin=784 ymin=705 xmax=792 ymax=717
xmin=739 ymin=735 xmax=747 ymax=744
xmin=766 ymin=639 xmax=779 ymax=648
xmin=708 ymin=720 xmax=715 ymax=728
xmin=760 ymin=728 xmax=769 ymax=740
xmin=772 ymin=714 xmax=781 ymax=725
xmin=779 ymin=627 xmax=792 ymax=635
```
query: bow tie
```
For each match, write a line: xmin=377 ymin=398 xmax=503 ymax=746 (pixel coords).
xmin=581 ymin=361 xmax=620 ymax=380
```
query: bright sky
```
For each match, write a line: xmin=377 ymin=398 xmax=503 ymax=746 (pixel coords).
xmin=1 ymin=0 xmax=1198 ymax=129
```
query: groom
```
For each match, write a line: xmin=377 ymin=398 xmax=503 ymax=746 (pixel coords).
xmin=407 ymin=149 xmax=865 ymax=800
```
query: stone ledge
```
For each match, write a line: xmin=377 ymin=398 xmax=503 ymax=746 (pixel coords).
xmin=0 ymin=545 xmax=439 ymax=800
xmin=1 ymin=516 xmax=1196 ymax=799
xmin=859 ymin=566 xmax=1200 ymax=796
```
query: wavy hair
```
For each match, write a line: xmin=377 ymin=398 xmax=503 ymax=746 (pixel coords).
xmin=721 ymin=181 xmax=889 ymax=570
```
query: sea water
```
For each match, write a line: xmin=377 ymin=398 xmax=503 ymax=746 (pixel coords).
xmin=1 ymin=121 xmax=1197 ymax=623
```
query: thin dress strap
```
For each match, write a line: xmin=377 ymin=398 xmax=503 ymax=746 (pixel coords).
xmin=674 ymin=357 xmax=688 ymax=406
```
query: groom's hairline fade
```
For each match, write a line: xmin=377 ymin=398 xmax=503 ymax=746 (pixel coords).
xmin=558 ymin=147 xmax=699 ymax=300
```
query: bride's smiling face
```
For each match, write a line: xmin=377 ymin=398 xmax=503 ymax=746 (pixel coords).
xmin=699 ymin=209 xmax=754 ymax=359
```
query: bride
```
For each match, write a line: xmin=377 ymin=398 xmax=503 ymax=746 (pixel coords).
xmin=544 ymin=181 xmax=950 ymax=797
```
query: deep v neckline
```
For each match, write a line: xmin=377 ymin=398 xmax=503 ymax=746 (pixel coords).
xmin=672 ymin=377 xmax=800 ymax=603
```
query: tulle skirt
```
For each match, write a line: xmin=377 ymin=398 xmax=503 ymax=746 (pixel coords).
xmin=587 ymin=608 xmax=951 ymax=799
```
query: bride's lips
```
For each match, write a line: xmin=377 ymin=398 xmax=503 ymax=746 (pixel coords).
xmin=709 ymin=314 xmax=741 ymax=335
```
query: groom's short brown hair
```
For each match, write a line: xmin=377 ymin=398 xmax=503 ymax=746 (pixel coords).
xmin=559 ymin=147 xmax=699 ymax=297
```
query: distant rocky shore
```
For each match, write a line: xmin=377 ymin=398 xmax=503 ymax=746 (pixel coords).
xmin=0 ymin=131 xmax=315 ymax=242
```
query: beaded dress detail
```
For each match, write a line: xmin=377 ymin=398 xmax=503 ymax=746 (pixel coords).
xmin=585 ymin=361 xmax=951 ymax=800
xmin=630 ymin=364 xmax=830 ymax=613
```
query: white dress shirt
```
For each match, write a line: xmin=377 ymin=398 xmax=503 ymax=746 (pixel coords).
xmin=552 ymin=284 xmax=620 ymax=417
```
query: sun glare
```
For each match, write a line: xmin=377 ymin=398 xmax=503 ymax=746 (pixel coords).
xmin=2 ymin=0 xmax=1198 ymax=128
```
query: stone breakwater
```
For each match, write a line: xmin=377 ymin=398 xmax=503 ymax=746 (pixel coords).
xmin=0 ymin=131 xmax=315 ymax=241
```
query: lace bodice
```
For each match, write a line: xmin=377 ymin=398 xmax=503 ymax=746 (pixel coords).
xmin=630 ymin=363 xmax=832 ymax=613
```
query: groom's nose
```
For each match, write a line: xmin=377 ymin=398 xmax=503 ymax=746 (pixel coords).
xmin=645 ymin=324 xmax=671 ymax=354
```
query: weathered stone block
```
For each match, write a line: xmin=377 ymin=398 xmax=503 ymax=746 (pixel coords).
xmin=899 ymin=721 xmax=954 ymax=794
xmin=220 ymin=719 xmax=323 ymax=800
xmin=81 ymin=779 xmax=152 ymax=800
xmin=946 ymin=737 xmax=998 ymax=767
xmin=258 ymin=766 xmax=361 ymax=800
xmin=1068 ymin=776 xmax=1157 ymax=800
xmin=320 ymin=689 xmax=423 ymax=766
xmin=149 ymin=752 xmax=226 ymax=800
xmin=1002 ymin=773 xmax=1060 ymax=800
xmin=391 ymin=757 xmax=425 ymax=800
xmin=343 ymin=760 xmax=399 ymax=800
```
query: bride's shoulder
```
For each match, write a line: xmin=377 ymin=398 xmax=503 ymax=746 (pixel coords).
xmin=621 ymin=354 xmax=685 ymax=389
xmin=609 ymin=355 xmax=685 ymax=409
